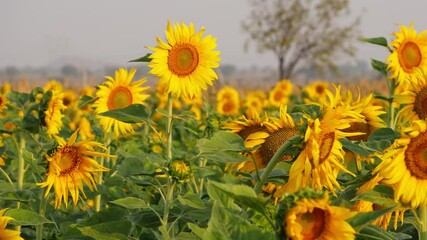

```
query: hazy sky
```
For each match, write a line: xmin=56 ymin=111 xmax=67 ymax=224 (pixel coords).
xmin=2 ymin=0 xmax=427 ymax=69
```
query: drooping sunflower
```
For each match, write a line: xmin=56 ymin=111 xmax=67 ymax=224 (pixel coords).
xmin=0 ymin=208 xmax=24 ymax=240
xmin=93 ymin=68 xmax=150 ymax=137
xmin=216 ymin=86 xmax=240 ymax=116
xmin=396 ymin=67 xmax=427 ymax=124
xmin=148 ymin=21 xmax=221 ymax=98
xmin=386 ymin=23 xmax=427 ymax=86
xmin=37 ymin=130 xmax=113 ymax=208
xmin=351 ymin=174 xmax=407 ymax=230
xmin=44 ymin=84 xmax=66 ymax=137
xmin=373 ymin=120 xmax=427 ymax=208
xmin=279 ymin=89 xmax=364 ymax=195
xmin=285 ymin=194 xmax=356 ymax=240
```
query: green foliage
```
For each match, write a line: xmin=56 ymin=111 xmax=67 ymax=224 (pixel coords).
xmin=197 ymin=131 xmax=249 ymax=163
xmin=99 ymin=104 xmax=152 ymax=124
xmin=5 ymin=209 xmax=54 ymax=226
xmin=360 ymin=37 xmax=388 ymax=47
xmin=129 ymin=53 xmax=152 ymax=63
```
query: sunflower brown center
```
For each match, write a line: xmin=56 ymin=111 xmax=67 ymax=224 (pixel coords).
xmin=58 ymin=146 xmax=81 ymax=176
xmin=318 ymin=132 xmax=335 ymax=164
xmin=399 ymin=41 xmax=422 ymax=72
xmin=405 ymin=131 xmax=427 ymax=179
xmin=237 ymin=125 xmax=267 ymax=141
xmin=273 ymin=90 xmax=284 ymax=101
xmin=222 ymin=100 xmax=236 ymax=114
xmin=168 ymin=44 xmax=199 ymax=76
xmin=298 ymin=207 xmax=326 ymax=240
xmin=63 ymin=97 xmax=71 ymax=107
xmin=259 ymin=127 xmax=298 ymax=166
xmin=414 ymin=87 xmax=427 ymax=119
xmin=315 ymin=85 xmax=325 ymax=95
xmin=343 ymin=122 xmax=370 ymax=141
xmin=107 ymin=86 xmax=133 ymax=110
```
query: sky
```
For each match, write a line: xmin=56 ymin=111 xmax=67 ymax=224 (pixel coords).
xmin=2 ymin=0 xmax=427 ymax=70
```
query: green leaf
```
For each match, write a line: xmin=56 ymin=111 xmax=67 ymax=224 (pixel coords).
xmin=352 ymin=185 xmax=399 ymax=208
xmin=178 ymin=193 xmax=206 ymax=209
xmin=201 ymin=151 xmax=249 ymax=163
xmin=5 ymin=209 xmax=53 ymax=226
xmin=292 ymin=104 xmax=321 ymax=119
xmin=357 ymin=225 xmax=398 ymax=240
xmin=207 ymin=181 xmax=267 ymax=215
xmin=80 ymin=207 xmax=127 ymax=226
xmin=98 ymin=104 xmax=152 ymax=124
xmin=6 ymin=91 xmax=30 ymax=108
xmin=129 ymin=53 xmax=152 ymax=63
xmin=360 ymin=37 xmax=388 ymax=47
xmin=78 ymin=221 xmax=132 ymax=240
xmin=78 ymin=95 xmax=98 ymax=109
xmin=197 ymin=131 xmax=246 ymax=152
xmin=188 ymin=223 xmax=206 ymax=238
xmin=155 ymin=108 xmax=169 ymax=117
xmin=371 ymin=59 xmax=388 ymax=76
xmin=347 ymin=207 xmax=394 ymax=230
xmin=368 ymin=128 xmax=400 ymax=142
xmin=110 ymin=197 xmax=148 ymax=209
xmin=204 ymin=203 xmax=275 ymax=240
xmin=340 ymin=138 xmax=373 ymax=157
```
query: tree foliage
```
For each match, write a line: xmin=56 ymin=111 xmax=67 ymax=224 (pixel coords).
xmin=242 ymin=0 xmax=360 ymax=80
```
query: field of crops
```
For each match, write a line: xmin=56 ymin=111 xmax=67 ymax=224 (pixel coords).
xmin=1 ymin=21 xmax=427 ymax=240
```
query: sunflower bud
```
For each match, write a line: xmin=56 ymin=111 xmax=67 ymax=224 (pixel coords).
xmin=168 ymin=159 xmax=192 ymax=182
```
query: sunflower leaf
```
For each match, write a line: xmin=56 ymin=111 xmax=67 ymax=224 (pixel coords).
xmin=128 ymin=53 xmax=152 ymax=63
xmin=78 ymin=221 xmax=132 ymax=240
xmin=110 ymin=197 xmax=148 ymax=209
xmin=78 ymin=95 xmax=98 ymax=109
xmin=357 ymin=225 xmax=407 ymax=240
xmin=371 ymin=59 xmax=388 ymax=76
xmin=197 ymin=131 xmax=246 ymax=152
xmin=340 ymin=138 xmax=373 ymax=157
xmin=360 ymin=37 xmax=388 ymax=47
xmin=367 ymin=128 xmax=400 ymax=142
xmin=351 ymin=185 xmax=398 ymax=208
xmin=99 ymin=104 xmax=152 ymax=124
xmin=5 ymin=209 xmax=54 ymax=226
xmin=347 ymin=207 xmax=394 ymax=230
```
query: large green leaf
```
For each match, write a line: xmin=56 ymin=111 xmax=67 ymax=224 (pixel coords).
xmin=5 ymin=209 xmax=53 ymax=226
xmin=110 ymin=197 xmax=148 ymax=209
xmin=6 ymin=91 xmax=31 ymax=108
xmin=207 ymin=181 xmax=267 ymax=215
xmin=371 ymin=59 xmax=388 ymax=76
xmin=80 ymin=207 xmax=127 ymax=226
xmin=204 ymin=203 xmax=275 ymax=240
xmin=197 ymin=131 xmax=246 ymax=152
xmin=98 ymin=104 xmax=152 ymax=124
xmin=351 ymin=185 xmax=398 ymax=208
xmin=357 ymin=225 xmax=412 ymax=240
xmin=360 ymin=37 xmax=388 ymax=47
xmin=348 ymin=207 xmax=394 ymax=230
xmin=367 ymin=128 xmax=400 ymax=142
xmin=78 ymin=221 xmax=132 ymax=240
xmin=340 ymin=138 xmax=373 ymax=157
xmin=178 ymin=193 xmax=206 ymax=209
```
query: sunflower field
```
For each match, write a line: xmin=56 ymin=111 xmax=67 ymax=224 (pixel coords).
xmin=1 ymin=21 xmax=427 ymax=240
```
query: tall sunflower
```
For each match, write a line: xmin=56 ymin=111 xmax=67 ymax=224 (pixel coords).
xmin=37 ymin=130 xmax=113 ymax=208
xmin=148 ymin=21 xmax=221 ymax=98
xmin=280 ymin=89 xmax=364 ymax=195
xmin=373 ymin=120 xmax=427 ymax=208
xmin=93 ymin=68 xmax=149 ymax=138
xmin=386 ymin=23 xmax=427 ymax=86
xmin=396 ymin=67 xmax=427 ymax=124
xmin=0 ymin=208 xmax=24 ymax=240
xmin=285 ymin=194 xmax=356 ymax=240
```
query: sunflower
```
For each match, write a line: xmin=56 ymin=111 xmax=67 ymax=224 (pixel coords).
xmin=216 ymin=86 xmax=240 ymax=116
xmin=0 ymin=208 xmax=24 ymax=240
xmin=303 ymin=81 xmax=329 ymax=104
xmin=148 ymin=21 xmax=221 ymax=98
xmin=269 ymin=86 xmax=290 ymax=107
xmin=223 ymin=112 xmax=269 ymax=172
xmin=93 ymin=68 xmax=150 ymax=137
xmin=351 ymin=174 xmax=406 ymax=230
xmin=396 ymin=67 xmax=427 ymax=124
xmin=386 ymin=23 xmax=427 ymax=86
xmin=37 ymin=130 xmax=113 ymax=209
xmin=373 ymin=119 xmax=427 ymax=208
xmin=62 ymin=90 xmax=77 ymax=108
xmin=44 ymin=86 xmax=66 ymax=136
xmin=279 ymin=90 xmax=364 ymax=196
xmin=0 ymin=93 xmax=7 ymax=112
xmin=285 ymin=194 xmax=356 ymax=240
xmin=243 ymin=90 xmax=267 ymax=118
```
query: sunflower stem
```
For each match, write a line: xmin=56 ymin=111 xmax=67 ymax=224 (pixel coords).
xmin=0 ymin=167 xmax=15 ymax=189
xmin=36 ymin=188 xmax=46 ymax=240
xmin=161 ymin=180 xmax=175 ymax=240
xmin=94 ymin=137 xmax=111 ymax=212
xmin=254 ymin=136 xmax=301 ymax=194
xmin=421 ymin=205 xmax=427 ymax=240
xmin=166 ymin=93 xmax=173 ymax=161
xmin=387 ymin=78 xmax=396 ymax=130
xmin=13 ymin=133 xmax=26 ymax=232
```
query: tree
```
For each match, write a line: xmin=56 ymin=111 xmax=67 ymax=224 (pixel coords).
xmin=61 ymin=64 xmax=79 ymax=77
xmin=242 ymin=0 xmax=360 ymax=81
